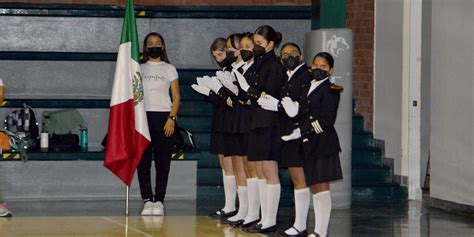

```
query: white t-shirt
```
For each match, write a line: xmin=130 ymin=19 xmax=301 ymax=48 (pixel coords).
xmin=141 ymin=61 xmax=179 ymax=112
xmin=0 ymin=79 xmax=4 ymax=86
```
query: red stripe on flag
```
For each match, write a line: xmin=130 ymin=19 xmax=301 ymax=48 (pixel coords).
xmin=104 ymin=99 xmax=150 ymax=186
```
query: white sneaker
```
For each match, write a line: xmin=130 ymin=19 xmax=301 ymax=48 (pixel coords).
xmin=141 ymin=201 xmax=154 ymax=216
xmin=0 ymin=203 xmax=12 ymax=217
xmin=153 ymin=201 xmax=164 ymax=216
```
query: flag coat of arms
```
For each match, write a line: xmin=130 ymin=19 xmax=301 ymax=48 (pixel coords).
xmin=104 ymin=0 xmax=151 ymax=186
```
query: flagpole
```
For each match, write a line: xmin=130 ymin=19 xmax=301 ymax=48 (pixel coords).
xmin=125 ymin=185 xmax=130 ymax=216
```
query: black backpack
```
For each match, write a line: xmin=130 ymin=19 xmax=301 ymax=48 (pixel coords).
xmin=4 ymin=104 xmax=40 ymax=150
xmin=172 ymin=126 xmax=198 ymax=153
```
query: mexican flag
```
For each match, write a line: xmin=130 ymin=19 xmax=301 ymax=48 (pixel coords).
xmin=104 ymin=0 xmax=150 ymax=186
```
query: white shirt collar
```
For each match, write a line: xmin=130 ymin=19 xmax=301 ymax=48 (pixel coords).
xmin=242 ymin=61 xmax=254 ymax=73
xmin=307 ymin=77 xmax=329 ymax=96
xmin=286 ymin=63 xmax=305 ymax=80
xmin=232 ymin=60 xmax=246 ymax=70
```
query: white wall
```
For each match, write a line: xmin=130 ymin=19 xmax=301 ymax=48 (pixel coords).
xmin=374 ymin=0 xmax=403 ymax=175
xmin=430 ymin=0 xmax=474 ymax=206
xmin=420 ymin=0 xmax=432 ymax=187
xmin=374 ymin=0 xmax=432 ymax=184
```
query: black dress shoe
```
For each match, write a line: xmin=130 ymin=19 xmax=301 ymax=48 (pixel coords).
xmin=279 ymin=226 xmax=308 ymax=236
xmin=228 ymin=219 xmax=244 ymax=227
xmin=242 ymin=223 xmax=262 ymax=233
xmin=219 ymin=210 xmax=237 ymax=220
xmin=257 ymin=225 xmax=277 ymax=234
xmin=239 ymin=219 xmax=260 ymax=228
xmin=245 ymin=223 xmax=277 ymax=234
xmin=208 ymin=210 xmax=237 ymax=220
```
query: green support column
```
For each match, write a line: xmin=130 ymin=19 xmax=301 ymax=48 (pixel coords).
xmin=312 ymin=0 xmax=346 ymax=30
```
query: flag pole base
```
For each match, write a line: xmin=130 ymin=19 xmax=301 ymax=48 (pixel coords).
xmin=125 ymin=185 xmax=130 ymax=216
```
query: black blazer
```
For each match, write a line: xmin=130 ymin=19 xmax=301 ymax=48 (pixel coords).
xmin=246 ymin=51 xmax=287 ymax=129
xmin=230 ymin=62 xmax=256 ymax=133
xmin=278 ymin=64 xmax=312 ymax=136
xmin=299 ymin=79 xmax=342 ymax=158
xmin=207 ymin=67 xmax=236 ymax=133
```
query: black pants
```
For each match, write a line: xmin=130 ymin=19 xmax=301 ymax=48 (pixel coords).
xmin=137 ymin=112 xmax=174 ymax=202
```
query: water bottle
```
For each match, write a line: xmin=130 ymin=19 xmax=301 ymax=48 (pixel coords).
xmin=80 ymin=128 xmax=88 ymax=148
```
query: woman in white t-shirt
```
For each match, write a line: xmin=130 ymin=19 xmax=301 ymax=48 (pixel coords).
xmin=137 ymin=32 xmax=181 ymax=216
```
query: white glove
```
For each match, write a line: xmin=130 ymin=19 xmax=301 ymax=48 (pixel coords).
xmin=281 ymin=97 xmax=299 ymax=118
xmin=216 ymin=71 xmax=235 ymax=83
xmin=191 ymin=84 xmax=210 ymax=96
xmin=281 ymin=128 xmax=302 ymax=141
xmin=201 ymin=76 xmax=222 ymax=93
xmin=257 ymin=94 xmax=279 ymax=112
xmin=217 ymin=71 xmax=239 ymax=95
xmin=233 ymin=69 xmax=250 ymax=92
xmin=196 ymin=77 xmax=206 ymax=87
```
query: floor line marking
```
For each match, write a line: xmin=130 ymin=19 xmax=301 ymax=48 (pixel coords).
xmin=102 ymin=216 xmax=152 ymax=237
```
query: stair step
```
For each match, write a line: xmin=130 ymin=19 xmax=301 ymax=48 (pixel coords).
xmin=197 ymin=185 xmax=225 ymax=200
xmin=181 ymin=86 xmax=206 ymax=100
xmin=352 ymin=185 xmax=407 ymax=201
xmin=352 ymin=115 xmax=365 ymax=133
xmin=197 ymin=185 xmax=294 ymax=206
xmin=178 ymin=69 xmax=216 ymax=85
xmin=179 ymin=100 xmax=213 ymax=116
xmin=193 ymin=132 xmax=211 ymax=152
xmin=352 ymin=166 xmax=392 ymax=186
xmin=196 ymin=152 xmax=220 ymax=168
xmin=352 ymin=148 xmax=384 ymax=167
xmin=278 ymin=168 xmax=294 ymax=186
xmin=178 ymin=115 xmax=212 ymax=132
xmin=197 ymin=167 xmax=294 ymax=186
xmin=352 ymin=132 xmax=374 ymax=149
xmin=197 ymin=168 xmax=223 ymax=185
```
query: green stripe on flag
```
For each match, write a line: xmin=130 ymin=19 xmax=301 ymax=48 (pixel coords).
xmin=120 ymin=0 xmax=140 ymax=63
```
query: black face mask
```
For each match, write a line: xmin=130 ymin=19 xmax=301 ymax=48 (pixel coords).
xmin=310 ymin=68 xmax=329 ymax=81
xmin=252 ymin=44 xmax=266 ymax=58
xmin=282 ymin=56 xmax=301 ymax=71
xmin=148 ymin=47 xmax=163 ymax=59
xmin=240 ymin=50 xmax=254 ymax=62
xmin=218 ymin=52 xmax=237 ymax=69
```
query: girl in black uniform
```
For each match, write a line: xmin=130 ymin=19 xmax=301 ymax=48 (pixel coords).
xmin=219 ymin=33 xmax=250 ymax=224
xmin=225 ymin=33 xmax=261 ymax=228
xmin=235 ymin=25 xmax=286 ymax=234
xmin=280 ymin=52 xmax=343 ymax=237
xmin=192 ymin=38 xmax=237 ymax=219
xmin=258 ymin=42 xmax=312 ymax=236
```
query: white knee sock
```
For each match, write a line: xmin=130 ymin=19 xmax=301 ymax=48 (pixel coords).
xmin=223 ymin=175 xmax=237 ymax=213
xmin=228 ymin=186 xmax=248 ymax=221
xmin=243 ymin=178 xmax=260 ymax=224
xmin=313 ymin=191 xmax=331 ymax=237
xmin=257 ymin=179 xmax=267 ymax=225
xmin=285 ymin=188 xmax=310 ymax=235
xmin=262 ymin=183 xmax=281 ymax=228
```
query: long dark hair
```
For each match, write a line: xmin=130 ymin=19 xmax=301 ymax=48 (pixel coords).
xmin=142 ymin=32 xmax=170 ymax=63
xmin=227 ymin=33 xmax=243 ymax=50
xmin=255 ymin=25 xmax=283 ymax=48
xmin=313 ymin=52 xmax=334 ymax=68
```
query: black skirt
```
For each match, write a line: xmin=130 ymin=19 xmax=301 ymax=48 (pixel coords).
xmin=210 ymin=132 xmax=226 ymax=155
xmin=280 ymin=139 xmax=304 ymax=168
xmin=247 ymin=127 xmax=280 ymax=162
xmin=303 ymin=153 xmax=343 ymax=186
xmin=223 ymin=132 xmax=248 ymax=157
